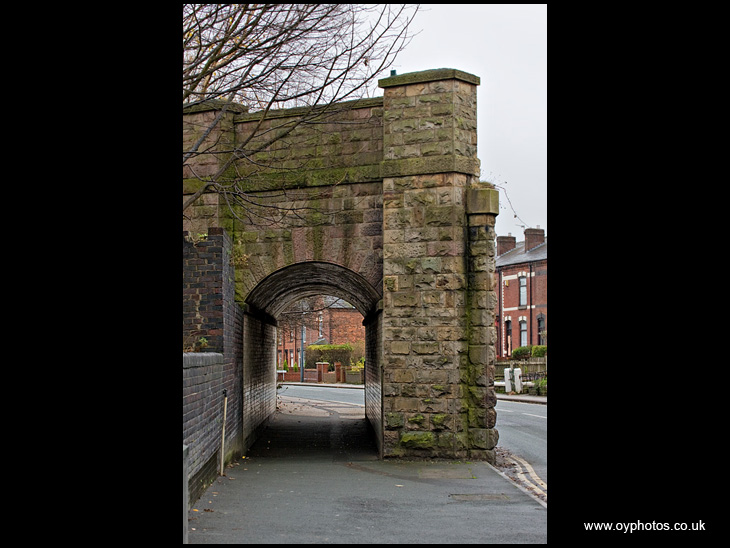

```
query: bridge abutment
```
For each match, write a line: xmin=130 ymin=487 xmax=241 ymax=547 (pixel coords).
xmin=378 ymin=70 xmax=498 ymax=459
xmin=183 ymin=68 xmax=500 ymax=467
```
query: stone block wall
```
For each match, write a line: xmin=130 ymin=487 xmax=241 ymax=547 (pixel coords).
xmin=465 ymin=201 xmax=500 ymax=459
xmin=381 ymin=69 xmax=478 ymax=164
xmin=183 ymin=68 xmax=501 ymax=461
xmin=229 ymin=180 xmax=384 ymax=307
xmin=378 ymin=70 xmax=499 ymax=460
xmin=234 ymin=97 xmax=384 ymax=173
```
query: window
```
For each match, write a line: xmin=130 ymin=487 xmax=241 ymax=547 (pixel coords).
xmin=519 ymin=320 xmax=527 ymax=347
xmin=519 ymin=276 xmax=527 ymax=307
xmin=505 ymin=320 xmax=512 ymax=356
xmin=537 ymin=315 xmax=545 ymax=345
xmin=318 ymin=313 xmax=323 ymax=338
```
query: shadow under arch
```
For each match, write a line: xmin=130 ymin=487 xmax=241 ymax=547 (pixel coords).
xmin=242 ymin=261 xmax=384 ymax=458
xmin=245 ymin=261 xmax=382 ymax=320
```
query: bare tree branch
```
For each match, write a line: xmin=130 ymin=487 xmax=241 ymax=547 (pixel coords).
xmin=183 ymin=4 xmax=419 ymax=222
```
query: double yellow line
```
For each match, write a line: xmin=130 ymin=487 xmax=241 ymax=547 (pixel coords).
xmin=508 ymin=454 xmax=547 ymax=500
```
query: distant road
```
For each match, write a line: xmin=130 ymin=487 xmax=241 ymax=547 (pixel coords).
xmin=278 ymin=383 xmax=364 ymax=406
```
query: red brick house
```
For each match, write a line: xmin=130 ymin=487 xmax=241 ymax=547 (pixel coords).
xmin=495 ymin=227 xmax=547 ymax=357
xmin=277 ymin=296 xmax=365 ymax=369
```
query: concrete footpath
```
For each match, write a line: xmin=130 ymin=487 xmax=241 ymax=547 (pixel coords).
xmin=187 ymin=390 xmax=547 ymax=544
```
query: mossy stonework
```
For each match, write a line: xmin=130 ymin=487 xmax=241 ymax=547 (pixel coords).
xmin=183 ymin=69 xmax=499 ymax=461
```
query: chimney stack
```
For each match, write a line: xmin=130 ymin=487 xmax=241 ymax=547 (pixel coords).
xmin=497 ymin=233 xmax=517 ymax=256
xmin=524 ymin=226 xmax=545 ymax=252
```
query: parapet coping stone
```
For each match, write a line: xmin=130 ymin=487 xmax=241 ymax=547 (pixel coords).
xmin=182 ymin=352 xmax=224 ymax=368
xmin=378 ymin=68 xmax=480 ymax=88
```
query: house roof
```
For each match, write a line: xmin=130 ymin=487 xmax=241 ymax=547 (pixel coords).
xmin=323 ymin=295 xmax=356 ymax=309
xmin=496 ymin=238 xmax=547 ymax=268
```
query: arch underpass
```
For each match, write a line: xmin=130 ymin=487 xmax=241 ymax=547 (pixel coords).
xmin=242 ymin=261 xmax=384 ymax=456
xmin=245 ymin=261 xmax=381 ymax=320
xmin=184 ymin=70 xmax=501 ymax=501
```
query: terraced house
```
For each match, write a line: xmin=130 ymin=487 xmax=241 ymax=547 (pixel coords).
xmin=495 ymin=227 xmax=547 ymax=357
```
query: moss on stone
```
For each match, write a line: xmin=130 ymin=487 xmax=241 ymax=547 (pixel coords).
xmin=431 ymin=413 xmax=448 ymax=430
xmin=400 ymin=431 xmax=436 ymax=449
xmin=385 ymin=412 xmax=404 ymax=429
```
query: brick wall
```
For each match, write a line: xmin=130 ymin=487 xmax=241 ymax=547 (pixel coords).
xmin=242 ymin=312 xmax=277 ymax=451
xmin=183 ymin=232 xmax=226 ymax=353
xmin=364 ymin=310 xmax=383 ymax=456
xmin=183 ymin=228 xmax=246 ymax=505
xmin=182 ymin=352 xmax=225 ymax=505
xmin=328 ymin=308 xmax=366 ymax=345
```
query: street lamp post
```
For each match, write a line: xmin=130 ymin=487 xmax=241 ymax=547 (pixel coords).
xmin=300 ymin=320 xmax=306 ymax=382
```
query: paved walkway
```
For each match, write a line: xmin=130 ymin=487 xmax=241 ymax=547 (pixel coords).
xmin=187 ymin=395 xmax=547 ymax=544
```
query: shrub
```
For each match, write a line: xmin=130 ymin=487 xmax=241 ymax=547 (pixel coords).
xmin=511 ymin=346 xmax=532 ymax=359
xmin=305 ymin=344 xmax=353 ymax=368
xmin=531 ymin=345 xmax=547 ymax=357
xmin=511 ymin=345 xmax=547 ymax=359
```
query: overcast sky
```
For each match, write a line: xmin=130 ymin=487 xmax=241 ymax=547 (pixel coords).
xmin=380 ymin=4 xmax=547 ymax=240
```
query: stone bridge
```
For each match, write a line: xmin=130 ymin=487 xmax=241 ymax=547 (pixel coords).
xmin=183 ymin=69 xmax=500 ymax=494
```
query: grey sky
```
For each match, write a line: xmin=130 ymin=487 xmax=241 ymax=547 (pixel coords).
xmin=381 ymin=4 xmax=547 ymax=240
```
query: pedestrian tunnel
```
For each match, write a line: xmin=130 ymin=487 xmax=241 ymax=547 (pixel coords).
xmin=241 ymin=261 xmax=384 ymax=457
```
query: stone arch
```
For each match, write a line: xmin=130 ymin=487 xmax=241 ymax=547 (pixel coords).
xmin=245 ymin=261 xmax=381 ymax=320
xmin=242 ymin=261 xmax=384 ymax=456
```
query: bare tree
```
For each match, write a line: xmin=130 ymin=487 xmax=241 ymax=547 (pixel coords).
xmin=183 ymin=4 xmax=419 ymax=225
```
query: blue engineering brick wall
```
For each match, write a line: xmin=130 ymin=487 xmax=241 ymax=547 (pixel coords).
xmin=183 ymin=228 xmax=248 ymax=505
xmin=182 ymin=352 xmax=225 ymax=505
